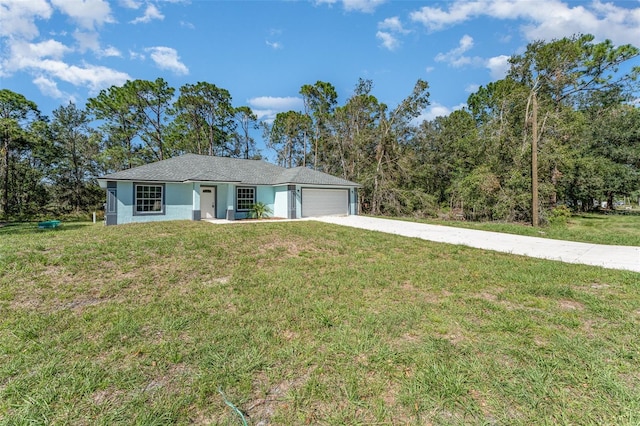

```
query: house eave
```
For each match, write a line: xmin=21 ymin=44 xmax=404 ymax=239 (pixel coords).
xmin=272 ymin=182 xmax=361 ymax=188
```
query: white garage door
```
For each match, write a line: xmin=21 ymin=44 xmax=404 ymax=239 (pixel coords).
xmin=301 ymin=188 xmax=349 ymax=217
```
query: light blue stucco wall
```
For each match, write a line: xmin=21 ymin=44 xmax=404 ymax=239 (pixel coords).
xmin=273 ymin=186 xmax=288 ymax=218
xmin=218 ymin=185 xmax=229 ymax=219
xmin=257 ymin=186 xmax=275 ymax=217
xmin=195 ymin=183 xmax=277 ymax=220
xmin=110 ymin=181 xmax=357 ymax=224
xmin=116 ymin=182 xmax=193 ymax=224
xmin=233 ymin=185 xmax=276 ymax=219
xmin=192 ymin=182 xmax=230 ymax=219
xmin=192 ymin=183 xmax=200 ymax=214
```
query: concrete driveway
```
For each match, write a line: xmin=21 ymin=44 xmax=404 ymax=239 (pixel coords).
xmin=315 ymin=215 xmax=640 ymax=273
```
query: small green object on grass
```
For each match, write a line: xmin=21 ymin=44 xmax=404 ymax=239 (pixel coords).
xmin=38 ymin=220 xmax=61 ymax=229
xmin=218 ymin=387 xmax=248 ymax=426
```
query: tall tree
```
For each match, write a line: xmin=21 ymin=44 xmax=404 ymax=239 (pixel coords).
xmin=86 ymin=84 xmax=141 ymax=173
xmin=267 ymin=111 xmax=311 ymax=168
xmin=0 ymin=89 xmax=44 ymax=218
xmin=127 ymin=78 xmax=175 ymax=161
xmin=300 ymin=81 xmax=338 ymax=169
xmin=369 ymin=79 xmax=430 ymax=215
xmin=50 ymin=102 xmax=101 ymax=212
xmin=507 ymin=34 xmax=640 ymax=224
xmin=173 ymin=82 xmax=236 ymax=157
xmin=327 ymin=78 xmax=381 ymax=183
xmin=233 ymin=106 xmax=259 ymax=159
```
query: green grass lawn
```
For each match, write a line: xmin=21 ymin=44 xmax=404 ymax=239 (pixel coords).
xmin=402 ymin=212 xmax=640 ymax=246
xmin=1 ymin=220 xmax=639 ymax=425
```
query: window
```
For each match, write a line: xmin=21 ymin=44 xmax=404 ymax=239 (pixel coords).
xmin=236 ymin=187 xmax=255 ymax=211
xmin=134 ymin=184 xmax=164 ymax=215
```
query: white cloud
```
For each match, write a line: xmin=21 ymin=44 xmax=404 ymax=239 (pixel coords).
xmin=74 ymin=30 xmax=100 ymax=53
xmin=342 ymin=0 xmax=386 ymax=13
xmin=37 ymin=60 xmax=126 ymax=90
xmin=248 ymin=96 xmax=304 ymax=122
xmin=50 ymin=0 xmax=114 ymax=30
xmin=251 ymin=109 xmax=277 ymax=123
xmin=1 ymin=36 xmax=130 ymax=94
xmin=99 ymin=46 xmax=122 ymax=57
xmin=376 ymin=31 xmax=399 ymax=51
xmin=130 ymin=3 xmax=164 ymax=24
xmin=129 ymin=50 xmax=145 ymax=60
xmin=266 ymin=40 xmax=283 ymax=50
xmin=414 ymin=102 xmax=466 ymax=123
xmin=2 ymin=39 xmax=71 ymax=72
xmin=410 ymin=2 xmax=481 ymax=31
xmin=315 ymin=0 xmax=386 ymax=13
xmin=9 ymin=54 xmax=130 ymax=94
xmin=41 ymin=61 xmax=130 ymax=93
xmin=145 ymin=46 xmax=188 ymax=75
xmin=180 ymin=20 xmax=195 ymax=29
xmin=435 ymin=34 xmax=481 ymax=67
xmin=378 ymin=16 xmax=410 ymax=34
xmin=0 ymin=0 xmax=52 ymax=39
xmin=33 ymin=75 xmax=75 ymax=102
xmin=119 ymin=0 xmax=142 ymax=9
xmin=465 ymin=83 xmax=480 ymax=93
xmin=486 ymin=54 xmax=510 ymax=79
xmin=74 ymin=30 xmax=120 ymax=56
xmin=409 ymin=0 xmax=640 ymax=46
xmin=376 ymin=16 xmax=410 ymax=51
xmin=248 ymin=96 xmax=303 ymax=110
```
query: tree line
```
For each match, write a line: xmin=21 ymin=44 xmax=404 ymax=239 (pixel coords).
xmin=1 ymin=34 xmax=639 ymax=223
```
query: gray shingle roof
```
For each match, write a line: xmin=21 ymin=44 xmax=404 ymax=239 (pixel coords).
xmin=99 ymin=154 xmax=359 ymax=187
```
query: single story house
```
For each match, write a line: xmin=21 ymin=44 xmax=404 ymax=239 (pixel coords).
xmin=97 ymin=154 xmax=359 ymax=225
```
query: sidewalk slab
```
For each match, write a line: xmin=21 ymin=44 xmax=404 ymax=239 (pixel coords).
xmin=316 ymin=216 xmax=640 ymax=273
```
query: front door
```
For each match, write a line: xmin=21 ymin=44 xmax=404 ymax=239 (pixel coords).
xmin=200 ymin=187 xmax=216 ymax=219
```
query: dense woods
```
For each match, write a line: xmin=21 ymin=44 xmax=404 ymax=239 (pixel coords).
xmin=2 ymin=35 xmax=639 ymax=223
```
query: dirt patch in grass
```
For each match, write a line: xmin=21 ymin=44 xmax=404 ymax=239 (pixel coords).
xmin=257 ymin=237 xmax=319 ymax=257
xmin=401 ymin=282 xmax=453 ymax=304
xmin=478 ymin=291 xmax=499 ymax=302
xmin=469 ymin=388 xmax=497 ymax=423
xmin=396 ymin=332 xmax=421 ymax=345
xmin=582 ymin=319 xmax=599 ymax=337
xmin=92 ymin=387 xmax=125 ymax=406
xmin=558 ymin=299 xmax=585 ymax=310
xmin=246 ymin=368 xmax=315 ymax=425
xmin=142 ymin=364 xmax=192 ymax=394
xmin=280 ymin=329 xmax=299 ymax=341
xmin=63 ymin=297 xmax=112 ymax=311
xmin=439 ymin=324 xmax=466 ymax=345
xmin=210 ymin=276 xmax=231 ymax=285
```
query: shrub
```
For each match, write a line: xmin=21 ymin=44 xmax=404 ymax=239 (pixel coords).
xmin=548 ymin=205 xmax=572 ymax=225
xmin=249 ymin=202 xmax=272 ymax=219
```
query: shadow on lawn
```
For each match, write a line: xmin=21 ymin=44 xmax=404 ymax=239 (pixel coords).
xmin=0 ymin=221 xmax=94 ymax=236
xmin=574 ymin=215 xmax=607 ymax=220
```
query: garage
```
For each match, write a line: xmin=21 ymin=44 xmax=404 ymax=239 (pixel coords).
xmin=301 ymin=188 xmax=349 ymax=217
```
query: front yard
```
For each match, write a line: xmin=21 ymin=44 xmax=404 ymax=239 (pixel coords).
xmin=1 ymin=220 xmax=639 ymax=424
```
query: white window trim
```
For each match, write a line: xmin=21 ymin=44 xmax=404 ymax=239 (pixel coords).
xmin=133 ymin=183 xmax=165 ymax=215
xmin=236 ymin=186 xmax=256 ymax=212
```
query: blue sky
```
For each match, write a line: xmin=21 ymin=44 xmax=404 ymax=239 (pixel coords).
xmin=2 ymin=0 xmax=640 ymax=128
